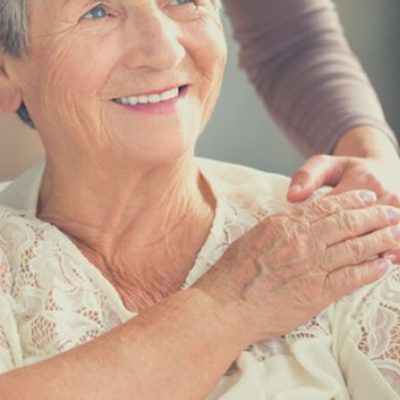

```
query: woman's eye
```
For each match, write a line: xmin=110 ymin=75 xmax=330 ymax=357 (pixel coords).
xmin=82 ymin=5 xmax=109 ymax=20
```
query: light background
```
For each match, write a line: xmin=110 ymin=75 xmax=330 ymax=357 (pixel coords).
xmin=0 ymin=0 xmax=399 ymax=181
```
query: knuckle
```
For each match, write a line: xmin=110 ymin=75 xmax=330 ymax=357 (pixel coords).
xmin=342 ymin=190 xmax=360 ymax=208
xmin=287 ymin=229 xmax=309 ymax=256
xmin=381 ymin=227 xmax=396 ymax=245
xmin=342 ymin=267 xmax=361 ymax=288
xmin=342 ymin=265 xmax=369 ymax=290
xmin=307 ymin=198 xmax=337 ymax=216
xmin=345 ymin=239 xmax=366 ymax=262
xmin=321 ymin=248 xmax=336 ymax=270
xmin=340 ymin=212 xmax=358 ymax=235
xmin=269 ymin=214 xmax=287 ymax=233
xmin=377 ymin=206 xmax=390 ymax=223
xmin=312 ymin=154 xmax=330 ymax=164
xmin=292 ymin=169 xmax=310 ymax=182
xmin=324 ymin=273 xmax=348 ymax=299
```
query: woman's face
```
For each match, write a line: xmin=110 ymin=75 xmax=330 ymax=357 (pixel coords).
xmin=8 ymin=0 xmax=226 ymax=166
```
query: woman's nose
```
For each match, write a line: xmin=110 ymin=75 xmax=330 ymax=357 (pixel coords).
xmin=122 ymin=8 xmax=186 ymax=72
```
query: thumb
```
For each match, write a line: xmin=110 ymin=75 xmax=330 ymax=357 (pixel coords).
xmin=287 ymin=155 xmax=345 ymax=202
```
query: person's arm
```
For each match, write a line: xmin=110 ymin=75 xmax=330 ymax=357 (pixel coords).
xmin=223 ymin=0 xmax=400 ymax=231
xmin=0 ymin=289 xmax=242 ymax=400
xmin=333 ymin=126 xmax=398 ymax=160
xmin=222 ymin=0 xmax=398 ymax=156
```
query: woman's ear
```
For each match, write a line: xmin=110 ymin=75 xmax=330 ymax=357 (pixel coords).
xmin=0 ymin=52 xmax=23 ymax=113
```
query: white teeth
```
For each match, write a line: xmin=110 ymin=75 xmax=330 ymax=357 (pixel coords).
xmin=137 ymin=96 xmax=148 ymax=105
xmin=148 ymin=94 xmax=161 ymax=104
xmin=161 ymin=88 xmax=179 ymax=101
xmin=116 ymin=87 xmax=180 ymax=106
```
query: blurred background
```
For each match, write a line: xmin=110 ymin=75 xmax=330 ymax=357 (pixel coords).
xmin=0 ymin=0 xmax=399 ymax=181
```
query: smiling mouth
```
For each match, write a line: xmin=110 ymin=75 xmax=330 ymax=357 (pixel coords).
xmin=113 ymin=85 xmax=188 ymax=106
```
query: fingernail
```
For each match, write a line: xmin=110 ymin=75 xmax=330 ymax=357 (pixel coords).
xmin=387 ymin=209 xmax=400 ymax=224
xmin=290 ymin=184 xmax=303 ymax=193
xmin=375 ymin=258 xmax=391 ymax=272
xmin=391 ymin=226 xmax=400 ymax=240
xmin=359 ymin=191 xmax=377 ymax=204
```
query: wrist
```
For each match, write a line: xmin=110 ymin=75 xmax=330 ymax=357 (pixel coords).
xmin=178 ymin=287 xmax=248 ymax=351
xmin=189 ymin=281 xmax=252 ymax=349
xmin=333 ymin=126 xmax=399 ymax=161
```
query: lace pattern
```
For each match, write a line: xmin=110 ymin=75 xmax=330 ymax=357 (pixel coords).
xmin=350 ymin=266 xmax=400 ymax=392
xmin=0 ymin=209 xmax=124 ymax=366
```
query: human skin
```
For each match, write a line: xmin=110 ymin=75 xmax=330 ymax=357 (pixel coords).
xmin=0 ymin=0 xmax=400 ymax=398
xmin=289 ymin=127 xmax=400 ymax=207
xmin=289 ymin=126 xmax=400 ymax=261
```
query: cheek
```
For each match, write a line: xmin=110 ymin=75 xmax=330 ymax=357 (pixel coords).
xmin=27 ymin=34 xmax=120 ymax=134
xmin=40 ymin=34 xmax=117 ymax=101
xmin=186 ymin=18 xmax=227 ymax=122
xmin=189 ymin=16 xmax=227 ymax=82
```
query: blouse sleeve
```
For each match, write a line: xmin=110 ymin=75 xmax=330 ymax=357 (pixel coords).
xmin=0 ymin=244 xmax=22 ymax=374
xmin=222 ymin=0 xmax=398 ymax=156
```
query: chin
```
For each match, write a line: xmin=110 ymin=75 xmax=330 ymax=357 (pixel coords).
xmin=118 ymin=134 xmax=197 ymax=169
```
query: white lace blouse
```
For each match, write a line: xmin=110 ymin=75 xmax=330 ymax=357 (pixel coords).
xmin=0 ymin=159 xmax=399 ymax=399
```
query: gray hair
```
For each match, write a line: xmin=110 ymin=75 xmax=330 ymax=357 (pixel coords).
xmin=0 ymin=0 xmax=222 ymax=129
xmin=0 ymin=0 xmax=29 ymax=57
xmin=0 ymin=0 xmax=34 ymax=128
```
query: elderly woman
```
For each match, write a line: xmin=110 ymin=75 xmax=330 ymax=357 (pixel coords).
xmin=0 ymin=1 xmax=400 ymax=399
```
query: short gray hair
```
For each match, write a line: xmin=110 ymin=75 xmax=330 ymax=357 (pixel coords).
xmin=0 ymin=0 xmax=222 ymax=130
xmin=0 ymin=0 xmax=34 ymax=128
xmin=0 ymin=0 xmax=29 ymax=57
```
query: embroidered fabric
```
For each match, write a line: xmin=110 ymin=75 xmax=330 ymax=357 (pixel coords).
xmin=0 ymin=209 xmax=126 ymax=371
xmin=350 ymin=266 xmax=400 ymax=393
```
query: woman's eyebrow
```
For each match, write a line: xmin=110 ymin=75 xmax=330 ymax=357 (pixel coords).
xmin=59 ymin=0 xmax=96 ymax=12
xmin=61 ymin=0 xmax=89 ymax=7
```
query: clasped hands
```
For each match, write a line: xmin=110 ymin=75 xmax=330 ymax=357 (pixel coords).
xmin=195 ymin=148 xmax=400 ymax=346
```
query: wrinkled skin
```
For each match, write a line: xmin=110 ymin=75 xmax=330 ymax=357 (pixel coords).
xmin=196 ymin=190 xmax=400 ymax=346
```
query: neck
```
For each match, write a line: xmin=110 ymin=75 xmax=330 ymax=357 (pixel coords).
xmin=38 ymin=155 xmax=216 ymax=311
xmin=38 ymin=155 xmax=214 ymax=258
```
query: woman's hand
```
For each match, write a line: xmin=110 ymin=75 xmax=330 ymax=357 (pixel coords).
xmin=287 ymin=128 xmax=400 ymax=261
xmin=287 ymin=154 xmax=400 ymax=206
xmin=195 ymin=190 xmax=400 ymax=347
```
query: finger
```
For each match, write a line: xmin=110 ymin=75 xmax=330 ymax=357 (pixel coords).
xmin=324 ymin=181 xmax=356 ymax=198
xmin=312 ymin=205 xmax=400 ymax=246
xmin=287 ymin=155 xmax=345 ymax=202
xmin=328 ymin=183 xmax=400 ymax=209
xmin=381 ymin=247 xmax=400 ymax=263
xmin=325 ymin=257 xmax=391 ymax=300
xmin=322 ymin=225 xmax=400 ymax=271
xmin=292 ymin=190 xmax=378 ymax=222
xmin=379 ymin=192 xmax=400 ymax=208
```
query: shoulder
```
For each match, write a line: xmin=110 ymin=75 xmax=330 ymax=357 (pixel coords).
xmin=197 ymin=158 xmax=294 ymax=217
xmin=0 ymin=206 xmax=50 ymax=282
xmin=197 ymin=157 xmax=291 ymax=189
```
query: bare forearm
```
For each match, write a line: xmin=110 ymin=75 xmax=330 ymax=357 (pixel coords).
xmin=333 ymin=126 xmax=399 ymax=160
xmin=0 ymin=289 xmax=242 ymax=400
